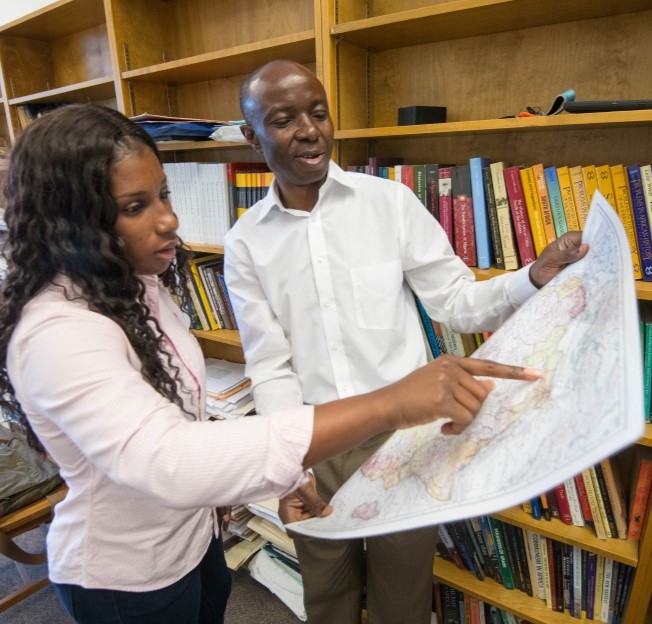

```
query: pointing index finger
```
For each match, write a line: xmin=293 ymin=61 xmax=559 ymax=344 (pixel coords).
xmin=459 ymin=357 xmax=544 ymax=381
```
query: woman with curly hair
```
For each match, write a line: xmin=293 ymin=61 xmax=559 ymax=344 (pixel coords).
xmin=0 ymin=103 xmax=541 ymax=624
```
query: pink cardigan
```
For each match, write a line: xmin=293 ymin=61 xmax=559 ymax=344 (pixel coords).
xmin=7 ymin=275 xmax=312 ymax=591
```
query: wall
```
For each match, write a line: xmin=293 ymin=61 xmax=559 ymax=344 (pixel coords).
xmin=0 ymin=0 xmax=57 ymax=27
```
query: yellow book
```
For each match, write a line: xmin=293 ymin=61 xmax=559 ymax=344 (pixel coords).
xmin=519 ymin=166 xmax=547 ymax=256
xmin=489 ymin=161 xmax=519 ymax=270
xmin=593 ymin=554 xmax=605 ymax=617
xmin=610 ymin=164 xmax=643 ymax=279
xmin=588 ymin=465 xmax=612 ymax=538
xmin=569 ymin=165 xmax=590 ymax=229
xmin=581 ymin=469 xmax=608 ymax=540
xmin=188 ymin=255 xmax=221 ymax=331
xmin=596 ymin=164 xmax=617 ymax=210
xmin=582 ymin=164 xmax=599 ymax=206
xmin=532 ymin=163 xmax=557 ymax=244
xmin=556 ymin=166 xmax=580 ymax=231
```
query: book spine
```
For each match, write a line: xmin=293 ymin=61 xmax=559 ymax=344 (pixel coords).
xmin=482 ymin=165 xmax=505 ymax=269
xmin=593 ymin=462 xmax=618 ymax=538
xmin=628 ymin=456 xmax=652 ymax=539
xmin=569 ymin=164 xmax=591 ymax=229
xmin=503 ymin=165 xmax=536 ymax=265
xmin=437 ymin=524 xmax=466 ymax=570
xmin=573 ymin=472 xmax=593 ymax=523
xmin=582 ymin=164 xmax=599 ymax=206
xmin=611 ymin=164 xmax=643 ymax=279
xmin=543 ymin=165 xmax=568 ymax=237
xmin=189 ymin=260 xmax=219 ymax=331
xmin=589 ymin=465 xmax=613 ymax=538
xmin=626 ymin=164 xmax=652 ymax=281
xmin=552 ymin=483 xmax=573 ymax=525
xmin=469 ymin=156 xmax=493 ymax=269
xmin=415 ymin=297 xmax=441 ymax=358
xmin=572 ymin=545 xmax=583 ymax=617
xmin=438 ymin=167 xmax=454 ymax=246
xmin=596 ymin=164 xmax=618 ymax=210
xmin=532 ymin=163 xmax=557 ymax=244
xmin=563 ymin=478 xmax=585 ymax=527
xmin=488 ymin=516 xmax=515 ymax=589
xmin=556 ymin=165 xmax=580 ymax=231
xmin=585 ymin=551 xmax=598 ymax=620
xmin=600 ymin=558 xmax=614 ymax=622
xmin=582 ymin=468 xmax=608 ymax=539
xmin=519 ymin=166 xmax=547 ymax=256
xmin=425 ymin=163 xmax=440 ymax=219
xmin=490 ymin=162 xmax=519 ymax=270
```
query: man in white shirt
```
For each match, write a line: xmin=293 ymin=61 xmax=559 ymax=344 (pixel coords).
xmin=224 ymin=59 xmax=587 ymax=624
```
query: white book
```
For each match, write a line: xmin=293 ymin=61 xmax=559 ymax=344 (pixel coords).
xmin=564 ymin=477 xmax=585 ymax=526
xmin=600 ymin=558 xmax=614 ymax=622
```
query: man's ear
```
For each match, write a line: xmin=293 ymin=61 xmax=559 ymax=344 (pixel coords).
xmin=240 ymin=125 xmax=261 ymax=152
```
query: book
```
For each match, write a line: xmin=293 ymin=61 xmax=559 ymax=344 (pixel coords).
xmin=415 ymin=297 xmax=441 ymax=359
xmin=543 ymin=165 xmax=568 ymax=238
xmin=611 ymin=164 xmax=643 ymax=280
xmin=573 ymin=472 xmax=593 ymax=523
xmin=626 ymin=164 xmax=652 ymax=281
xmin=644 ymin=308 xmax=652 ymax=423
xmin=503 ymin=165 xmax=536 ymax=266
xmin=627 ymin=446 xmax=652 ymax=539
xmin=524 ymin=530 xmax=545 ymax=600
xmin=582 ymin=164 xmax=599 ymax=206
xmin=519 ymin=165 xmax=547 ymax=256
xmin=489 ymin=161 xmax=519 ymax=270
xmin=425 ymin=163 xmax=441 ymax=219
xmin=596 ymin=164 xmax=618 ymax=211
xmin=188 ymin=254 xmax=222 ymax=331
xmin=469 ymin=157 xmax=493 ymax=269
xmin=368 ymin=156 xmax=403 ymax=177
xmin=437 ymin=524 xmax=466 ymax=570
xmin=569 ymin=165 xmax=591 ymax=229
xmin=413 ymin=163 xmax=427 ymax=207
xmin=552 ymin=483 xmax=573 ymax=525
xmin=593 ymin=462 xmax=618 ymax=538
xmin=600 ymin=557 xmax=614 ymax=623
xmin=581 ymin=468 xmax=608 ymax=540
xmin=452 ymin=164 xmax=477 ymax=266
xmin=438 ymin=166 xmax=455 ymax=246
xmin=563 ymin=477 xmax=585 ymax=527
xmin=589 ymin=464 xmax=613 ymax=538
xmin=556 ymin=165 xmax=580 ymax=231
xmin=640 ymin=164 xmax=652 ymax=243
xmin=532 ymin=163 xmax=557 ymax=244
xmin=488 ymin=516 xmax=515 ymax=589
xmin=585 ymin=551 xmax=598 ymax=620
xmin=482 ymin=165 xmax=505 ymax=269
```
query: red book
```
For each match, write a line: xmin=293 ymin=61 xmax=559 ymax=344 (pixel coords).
xmin=628 ymin=448 xmax=652 ymax=539
xmin=452 ymin=164 xmax=477 ymax=266
xmin=503 ymin=165 xmax=536 ymax=266
xmin=400 ymin=164 xmax=414 ymax=191
xmin=573 ymin=473 xmax=593 ymax=522
xmin=438 ymin=166 xmax=454 ymax=246
xmin=553 ymin=483 xmax=573 ymax=525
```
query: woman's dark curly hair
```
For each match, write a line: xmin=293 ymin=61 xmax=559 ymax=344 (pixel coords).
xmin=0 ymin=103 xmax=194 ymax=451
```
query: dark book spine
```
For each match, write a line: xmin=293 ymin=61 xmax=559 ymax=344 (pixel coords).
xmin=482 ymin=165 xmax=505 ymax=269
xmin=593 ymin=462 xmax=618 ymax=538
xmin=425 ymin=163 xmax=440 ymax=219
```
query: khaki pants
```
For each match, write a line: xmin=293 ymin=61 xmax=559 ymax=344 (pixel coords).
xmin=295 ymin=433 xmax=437 ymax=624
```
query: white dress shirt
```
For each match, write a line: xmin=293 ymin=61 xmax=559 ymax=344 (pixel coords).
xmin=224 ymin=161 xmax=537 ymax=415
xmin=7 ymin=275 xmax=312 ymax=591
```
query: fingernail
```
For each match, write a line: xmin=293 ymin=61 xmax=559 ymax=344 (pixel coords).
xmin=523 ymin=367 xmax=544 ymax=378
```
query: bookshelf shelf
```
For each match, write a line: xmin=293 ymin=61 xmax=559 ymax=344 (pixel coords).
xmin=8 ymin=75 xmax=116 ymax=106
xmin=434 ymin=557 xmax=579 ymax=624
xmin=190 ymin=328 xmax=241 ymax=348
xmin=0 ymin=0 xmax=106 ymax=40
xmin=334 ymin=110 xmax=652 ymax=140
xmin=187 ymin=243 xmax=224 ymax=255
xmin=157 ymin=140 xmax=248 ymax=153
xmin=122 ymin=31 xmax=316 ymax=85
xmin=494 ymin=507 xmax=638 ymax=566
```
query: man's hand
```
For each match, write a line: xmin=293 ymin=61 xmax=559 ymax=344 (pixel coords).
xmin=528 ymin=231 xmax=588 ymax=289
xmin=278 ymin=475 xmax=331 ymax=529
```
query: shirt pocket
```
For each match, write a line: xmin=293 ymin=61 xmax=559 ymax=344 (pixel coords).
xmin=350 ymin=259 xmax=404 ymax=329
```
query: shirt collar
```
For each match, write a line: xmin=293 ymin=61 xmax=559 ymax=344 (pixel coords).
xmin=254 ymin=161 xmax=359 ymax=224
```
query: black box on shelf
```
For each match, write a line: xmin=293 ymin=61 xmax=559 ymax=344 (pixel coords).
xmin=397 ymin=106 xmax=447 ymax=125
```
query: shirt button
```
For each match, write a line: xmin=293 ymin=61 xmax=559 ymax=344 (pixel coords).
xmin=323 ymin=300 xmax=332 ymax=309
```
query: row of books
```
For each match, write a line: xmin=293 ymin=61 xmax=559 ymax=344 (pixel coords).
xmin=163 ymin=161 xmax=272 ymax=245
xmin=187 ymin=254 xmax=237 ymax=331
xmin=434 ymin=582 xmax=531 ymax=624
xmin=437 ymin=516 xmax=633 ymax=622
xmin=354 ymin=156 xmax=652 ymax=281
xmin=522 ymin=446 xmax=652 ymax=543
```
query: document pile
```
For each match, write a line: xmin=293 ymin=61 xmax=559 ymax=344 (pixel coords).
xmin=130 ymin=113 xmax=239 ymax=142
xmin=204 ymin=358 xmax=254 ymax=420
xmin=246 ymin=498 xmax=306 ymax=621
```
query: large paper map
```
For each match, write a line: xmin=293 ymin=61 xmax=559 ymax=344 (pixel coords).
xmin=289 ymin=193 xmax=645 ymax=539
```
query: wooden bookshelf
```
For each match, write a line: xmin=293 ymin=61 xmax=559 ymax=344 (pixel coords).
xmin=1 ymin=0 xmax=651 ymax=621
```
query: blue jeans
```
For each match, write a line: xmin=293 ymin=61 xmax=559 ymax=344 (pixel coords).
xmin=53 ymin=535 xmax=232 ymax=624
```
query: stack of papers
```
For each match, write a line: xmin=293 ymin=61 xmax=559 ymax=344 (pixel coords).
xmin=131 ymin=113 xmax=240 ymax=142
xmin=204 ymin=358 xmax=254 ymax=420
